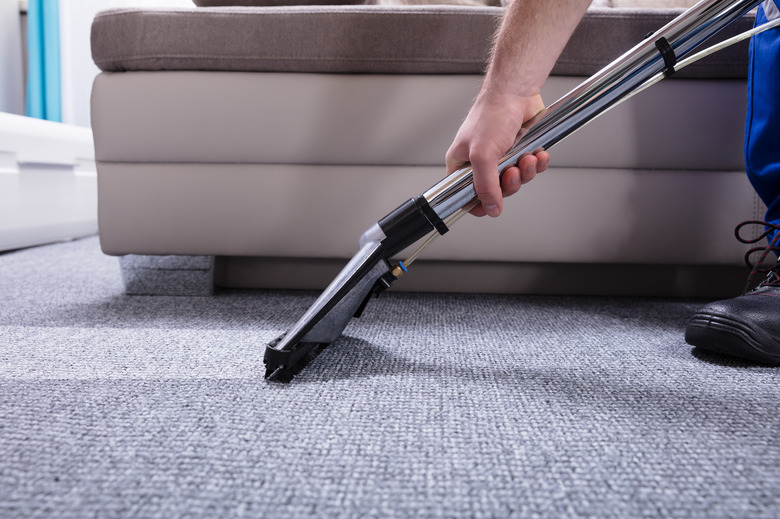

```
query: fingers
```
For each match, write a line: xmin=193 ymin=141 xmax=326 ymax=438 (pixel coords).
xmin=514 ymin=152 xmax=543 ymax=185
xmin=470 ymin=151 xmax=503 ymax=218
xmin=465 ymin=150 xmax=551 ymax=218
xmin=533 ymin=150 xmax=550 ymax=173
xmin=501 ymin=150 xmax=549 ymax=195
xmin=500 ymin=166 xmax=522 ymax=198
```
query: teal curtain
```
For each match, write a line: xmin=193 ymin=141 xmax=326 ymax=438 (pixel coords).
xmin=26 ymin=0 xmax=61 ymax=122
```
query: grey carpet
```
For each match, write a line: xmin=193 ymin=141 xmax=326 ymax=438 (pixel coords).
xmin=1 ymin=237 xmax=779 ymax=518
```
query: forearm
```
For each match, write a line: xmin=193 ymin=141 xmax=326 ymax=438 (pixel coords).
xmin=483 ymin=0 xmax=593 ymax=100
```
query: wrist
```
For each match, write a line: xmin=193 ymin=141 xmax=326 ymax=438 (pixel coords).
xmin=472 ymin=88 xmax=544 ymax=123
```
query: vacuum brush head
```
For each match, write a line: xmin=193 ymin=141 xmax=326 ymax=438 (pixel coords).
xmin=263 ymin=241 xmax=396 ymax=382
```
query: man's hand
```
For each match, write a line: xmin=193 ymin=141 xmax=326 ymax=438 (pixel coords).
xmin=445 ymin=0 xmax=591 ymax=218
xmin=445 ymin=91 xmax=550 ymax=217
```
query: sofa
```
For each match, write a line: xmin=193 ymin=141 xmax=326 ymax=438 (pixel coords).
xmin=89 ymin=0 xmax=760 ymax=297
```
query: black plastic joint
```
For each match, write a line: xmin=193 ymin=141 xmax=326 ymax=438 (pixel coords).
xmin=378 ymin=197 xmax=444 ymax=257
xmin=413 ymin=195 xmax=449 ymax=236
xmin=654 ymin=37 xmax=677 ymax=78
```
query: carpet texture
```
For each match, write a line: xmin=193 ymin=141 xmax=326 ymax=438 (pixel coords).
xmin=1 ymin=237 xmax=779 ymax=518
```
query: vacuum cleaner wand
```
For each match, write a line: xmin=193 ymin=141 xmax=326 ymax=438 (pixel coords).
xmin=264 ymin=0 xmax=764 ymax=382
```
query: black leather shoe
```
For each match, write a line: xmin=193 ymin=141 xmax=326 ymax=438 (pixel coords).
xmin=685 ymin=220 xmax=780 ymax=365
xmin=686 ymin=282 xmax=780 ymax=365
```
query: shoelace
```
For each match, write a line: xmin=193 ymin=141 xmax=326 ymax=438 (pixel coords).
xmin=735 ymin=220 xmax=780 ymax=293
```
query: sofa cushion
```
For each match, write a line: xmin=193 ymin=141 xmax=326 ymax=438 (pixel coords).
xmin=91 ymin=5 xmax=753 ymax=77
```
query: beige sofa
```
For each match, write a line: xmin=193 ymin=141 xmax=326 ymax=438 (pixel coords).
xmin=90 ymin=0 xmax=760 ymax=297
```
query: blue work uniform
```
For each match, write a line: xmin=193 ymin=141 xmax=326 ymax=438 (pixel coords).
xmin=745 ymin=0 xmax=780 ymax=237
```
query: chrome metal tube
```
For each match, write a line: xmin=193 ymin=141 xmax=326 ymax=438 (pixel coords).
xmin=423 ymin=0 xmax=763 ymax=220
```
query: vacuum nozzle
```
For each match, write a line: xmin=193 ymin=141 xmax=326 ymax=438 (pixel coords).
xmin=264 ymin=241 xmax=394 ymax=381
xmin=264 ymin=195 xmax=450 ymax=382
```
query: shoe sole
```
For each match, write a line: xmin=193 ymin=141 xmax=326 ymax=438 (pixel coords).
xmin=686 ymin=311 xmax=780 ymax=365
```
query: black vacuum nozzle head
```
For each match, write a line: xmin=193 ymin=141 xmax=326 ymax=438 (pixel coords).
xmin=264 ymin=335 xmax=327 ymax=382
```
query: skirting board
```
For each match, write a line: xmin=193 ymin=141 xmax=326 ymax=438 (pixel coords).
xmin=0 ymin=112 xmax=97 ymax=252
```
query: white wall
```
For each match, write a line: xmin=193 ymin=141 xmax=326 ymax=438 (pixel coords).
xmin=59 ymin=0 xmax=193 ymax=127
xmin=0 ymin=1 xmax=193 ymax=251
xmin=0 ymin=0 xmax=25 ymax=115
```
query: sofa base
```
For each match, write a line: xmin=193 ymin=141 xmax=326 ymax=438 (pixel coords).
xmin=120 ymin=254 xmax=215 ymax=296
xmin=116 ymin=252 xmax=749 ymax=298
xmin=213 ymin=256 xmax=748 ymax=298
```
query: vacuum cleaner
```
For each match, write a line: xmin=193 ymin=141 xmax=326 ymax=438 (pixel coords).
xmin=264 ymin=0 xmax=778 ymax=382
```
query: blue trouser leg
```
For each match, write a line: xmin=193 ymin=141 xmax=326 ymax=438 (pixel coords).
xmin=745 ymin=6 xmax=780 ymax=242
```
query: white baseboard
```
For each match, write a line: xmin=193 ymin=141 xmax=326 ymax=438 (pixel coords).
xmin=0 ymin=112 xmax=97 ymax=252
